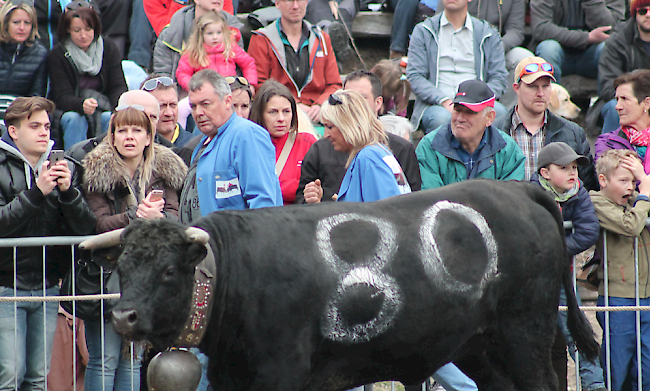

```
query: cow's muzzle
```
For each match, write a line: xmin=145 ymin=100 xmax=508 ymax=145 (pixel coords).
xmin=112 ymin=308 xmax=139 ymax=334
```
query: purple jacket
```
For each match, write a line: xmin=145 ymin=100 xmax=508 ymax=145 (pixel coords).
xmin=594 ymin=128 xmax=650 ymax=174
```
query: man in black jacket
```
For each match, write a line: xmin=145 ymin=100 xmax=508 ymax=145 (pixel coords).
xmin=0 ymin=97 xmax=95 ymax=390
xmin=588 ymin=0 xmax=650 ymax=134
xmin=493 ymin=56 xmax=598 ymax=192
xmin=296 ymin=70 xmax=421 ymax=203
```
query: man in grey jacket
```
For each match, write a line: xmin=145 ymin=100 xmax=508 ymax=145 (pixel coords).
xmin=406 ymin=0 xmax=508 ymax=134
xmin=530 ymin=0 xmax=624 ymax=84
xmin=588 ymin=0 xmax=650 ymax=134
xmin=152 ymin=0 xmax=243 ymax=81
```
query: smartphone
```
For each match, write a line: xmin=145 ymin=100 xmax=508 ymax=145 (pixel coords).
xmin=48 ymin=150 xmax=64 ymax=169
xmin=149 ymin=189 xmax=164 ymax=201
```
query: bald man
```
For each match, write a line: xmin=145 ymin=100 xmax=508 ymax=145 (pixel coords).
xmin=66 ymin=90 xmax=172 ymax=163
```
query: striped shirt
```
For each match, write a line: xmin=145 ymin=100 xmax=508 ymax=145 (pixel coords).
xmin=511 ymin=107 xmax=547 ymax=180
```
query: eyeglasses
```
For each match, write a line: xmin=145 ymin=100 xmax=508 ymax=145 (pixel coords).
xmin=638 ymin=7 xmax=650 ymax=15
xmin=517 ymin=62 xmax=554 ymax=82
xmin=115 ymin=104 xmax=146 ymax=112
xmin=65 ymin=0 xmax=94 ymax=11
xmin=225 ymin=76 xmax=250 ymax=87
xmin=328 ymin=94 xmax=343 ymax=106
xmin=141 ymin=76 xmax=175 ymax=91
xmin=9 ymin=0 xmax=34 ymax=7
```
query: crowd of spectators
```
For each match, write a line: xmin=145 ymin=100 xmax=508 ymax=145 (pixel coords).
xmin=0 ymin=0 xmax=650 ymax=388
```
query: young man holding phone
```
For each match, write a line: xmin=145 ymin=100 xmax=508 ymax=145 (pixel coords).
xmin=0 ymin=97 xmax=96 ymax=390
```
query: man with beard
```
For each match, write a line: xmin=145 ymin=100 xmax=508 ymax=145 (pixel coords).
xmin=493 ymin=56 xmax=598 ymax=191
xmin=588 ymin=0 xmax=650 ymax=133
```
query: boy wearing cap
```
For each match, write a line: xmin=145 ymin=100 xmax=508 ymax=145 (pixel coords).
xmin=590 ymin=149 xmax=650 ymax=391
xmin=416 ymin=79 xmax=525 ymax=189
xmin=532 ymin=142 xmax=605 ymax=391
xmin=494 ymin=56 xmax=598 ymax=191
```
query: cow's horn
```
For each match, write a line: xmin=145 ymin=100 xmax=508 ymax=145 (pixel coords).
xmin=185 ymin=227 xmax=210 ymax=245
xmin=79 ymin=229 xmax=125 ymax=250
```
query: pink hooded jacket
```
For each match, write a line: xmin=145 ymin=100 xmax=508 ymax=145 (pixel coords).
xmin=176 ymin=40 xmax=257 ymax=91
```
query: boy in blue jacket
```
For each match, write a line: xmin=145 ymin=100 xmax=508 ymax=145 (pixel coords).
xmin=533 ymin=141 xmax=605 ymax=391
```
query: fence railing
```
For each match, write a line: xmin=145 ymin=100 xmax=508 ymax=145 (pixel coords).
xmin=1 ymin=221 xmax=650 ymax=391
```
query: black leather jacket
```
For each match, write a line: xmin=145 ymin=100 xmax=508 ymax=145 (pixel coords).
xmin=0 ymin=134 xmax=95 ymax=290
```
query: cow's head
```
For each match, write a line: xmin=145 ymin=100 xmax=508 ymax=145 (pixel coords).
xmin=80 ymin=219 xmax=209 ymax=350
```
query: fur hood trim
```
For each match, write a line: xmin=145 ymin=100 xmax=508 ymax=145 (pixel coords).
xmin=82 ymin=143 xmax=188 ymax=193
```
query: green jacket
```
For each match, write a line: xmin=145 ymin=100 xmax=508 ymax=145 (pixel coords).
xmin=415 ymin=124 xmax=525 ymax=189
xmin=590 ymin=190 xmax=650 ymax=299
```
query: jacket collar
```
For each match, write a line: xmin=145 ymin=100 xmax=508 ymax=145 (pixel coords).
xmin=501 ymin=106 xmax=566 ymax=141
xmin=430 ymin=124 xmax=506 ymax=163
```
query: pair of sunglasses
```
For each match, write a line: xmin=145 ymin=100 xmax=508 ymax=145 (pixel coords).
xmin=10 ymin=0 xmax=34 ymax=7
xmin=115 ymin=104 xmax=146 ymax=112
xmin=65 ymin=0 xmax=95 ymax=11
xmin=517 ymin=62 xmax=554 ymax=82
xmin=328 ymin=93 xmax=343 ymax=106
xmin=225 ymin=76 xmax=250 ymax=87
xmin=639 ymin=7 xmax=650 ymax=15
xmin=141 ymin=76 xmax=174 ymax=91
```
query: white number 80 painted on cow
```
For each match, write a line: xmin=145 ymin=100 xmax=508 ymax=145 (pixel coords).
xmin=318 ymin=202 xmax=499 ymax=344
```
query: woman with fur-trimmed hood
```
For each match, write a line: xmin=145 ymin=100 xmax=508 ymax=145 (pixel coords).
xmin=80 ymin=105 xmax=187 ymax=390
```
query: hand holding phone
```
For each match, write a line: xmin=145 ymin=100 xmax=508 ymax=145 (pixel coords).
xmin=149 ymin=189 xmax=164 ymax=202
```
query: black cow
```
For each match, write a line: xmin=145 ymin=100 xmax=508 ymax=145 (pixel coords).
xmin=82 ymin=180 xmax=598 ymax=391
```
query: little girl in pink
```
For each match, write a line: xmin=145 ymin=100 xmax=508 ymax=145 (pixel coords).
xmin=176 ymin=12 xmax=257 ymax=91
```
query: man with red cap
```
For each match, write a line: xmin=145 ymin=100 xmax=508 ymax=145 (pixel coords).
xmin=415 ymin=79 xmax=525 ymax=189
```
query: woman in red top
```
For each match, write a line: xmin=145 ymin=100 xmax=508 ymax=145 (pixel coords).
xmin=250 ymin=80 xmax=317 ymax=205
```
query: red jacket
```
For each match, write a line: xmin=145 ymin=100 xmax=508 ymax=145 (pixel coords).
xmin=144 ymin=0 xmax=234 ymax=36
xmin=176 ymin=42 xmax=257 ymax=91
xmin=248 ymin=20 xmax=342 ymax=106
xmin=273 ymin=131 xmax=317 ymax=204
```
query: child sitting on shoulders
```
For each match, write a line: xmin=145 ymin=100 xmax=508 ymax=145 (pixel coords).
xmin=590 ymin=148 xmax=650 ymax=391
xmin=176 ymin=12 xmax=257 ymax=92
xmin=533 ymin=142 xmax=605 ymax=391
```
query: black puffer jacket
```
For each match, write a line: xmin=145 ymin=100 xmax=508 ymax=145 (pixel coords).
xmin=0 ymin=132 xmax=96 ymax=290
xmin=494 ymin=107 xmax=598 ymax=191
xmin=47 ymin=38 xmax=127 ymax=113
xmin=0 ymin=41 xmax=47 ymax=97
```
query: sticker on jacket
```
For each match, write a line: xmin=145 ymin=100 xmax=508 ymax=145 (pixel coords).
xmin=316 ymin=51 xmax=324 ymax=57
xmin=215 ymin=178 xmax=242 ymax=198
xmin=382 ymin=155 xmax=411 ymax=195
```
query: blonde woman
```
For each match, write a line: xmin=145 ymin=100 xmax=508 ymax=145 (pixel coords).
xmin=0 ymin=0 xmax=47 ymax=97
xmin=81 ymin=105 xmax=187 ymax=390
xmin=305 ymin=90 xmax=410 ymax=203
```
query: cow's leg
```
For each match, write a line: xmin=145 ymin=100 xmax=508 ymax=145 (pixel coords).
xmin=455 ymin=335 xmax=515 ymax=391
xmin=493 ymin=311 xmax=558 ymax=391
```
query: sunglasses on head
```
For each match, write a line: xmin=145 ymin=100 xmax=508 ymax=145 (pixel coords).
xmin=141 ymin=76 xmax=175 ymax=91
xmin=517 ymin=62 xmax=554 ymax=82
xmin=328 ymin=93 xmax=343 ymax=106
xmin=65 ymin=0 xmax=94 ymax=11
xmin=225 ymin=76 xmax=250 ymax=87
xmin=115 ymin=104 xmax=146 ymax=112
xmin=9 ymin=0 xmax=34 ymax=7
xmin=638 ymin=7 xmax=650 ymax=15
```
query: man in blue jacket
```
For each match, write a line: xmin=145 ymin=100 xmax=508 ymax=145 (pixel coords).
xmin=406 ymin=0 xmax=508 ymax=134
xmin=180 ymin=68 xmax=282 ymax=222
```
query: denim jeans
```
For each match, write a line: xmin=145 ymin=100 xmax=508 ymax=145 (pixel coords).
xmin=420 ymin=101 xmax=507 ymax=134
xmin=557 ymin=287 xmax=605 ymax=390
xmin=600 ymin=98 xmax=619 ymax=134
xmin=535 ymin=40 xmax=605 ymax=84
xmin=597 ymin=296 xmax=650 ymax=391
xmin=84 ymin=319 xmax=142 ymax=391
xmin=190 ymin=347 xmax=213 ymax=391
xmin=61 ymin=111 xmax=112 ymax=150
xmin=388 ymin=0 xmax=419 ymax=53
xmin=0 ymin=286 xmax=59 ymax=391
xmin=404 ymin=363 xmax=478 ymax=391
xmin=127 ymin=0 xmax=154 ymax=69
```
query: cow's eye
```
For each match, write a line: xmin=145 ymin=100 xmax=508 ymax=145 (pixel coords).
xmin=164 ymin=267 xmax=177 ymax=278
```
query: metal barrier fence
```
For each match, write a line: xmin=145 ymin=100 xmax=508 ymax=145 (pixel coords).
xmin=1 ymin=222 xmax=650 ymax=391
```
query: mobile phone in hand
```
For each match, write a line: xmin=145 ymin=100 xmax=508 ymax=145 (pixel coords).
xmin=48 ymin=150 xmax=64 ymax=169
xmin=149 ymin=189 xmax=164 ymax=201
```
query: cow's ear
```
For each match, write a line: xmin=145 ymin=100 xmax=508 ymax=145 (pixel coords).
xmin=88 ymin=246 xmax=123 ymax=271
xmin=186 ymin=243 xmax=208 ymax=268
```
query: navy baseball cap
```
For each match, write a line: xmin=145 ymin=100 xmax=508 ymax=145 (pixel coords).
xmin=452 ymin=80 xmax=496 ymax=112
